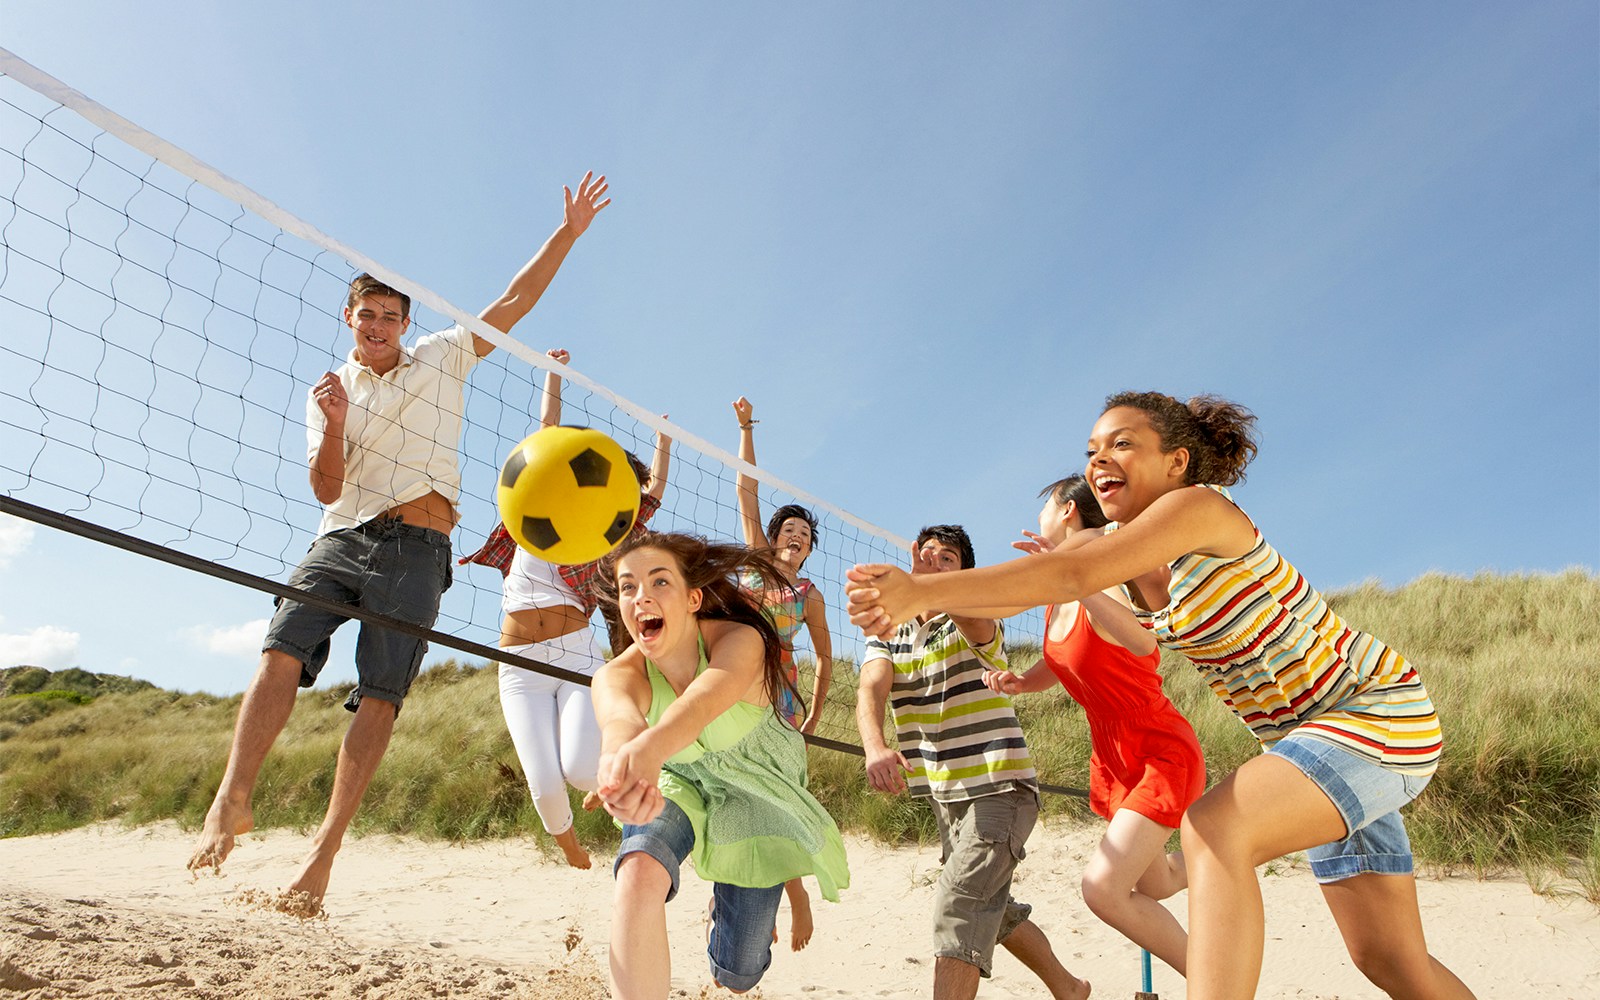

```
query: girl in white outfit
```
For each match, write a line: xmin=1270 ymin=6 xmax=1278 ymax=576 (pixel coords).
xmin=498 ymin=549 xmax=609 ymax=867
xmin=463 ymin=348 xmax=671 ymax=867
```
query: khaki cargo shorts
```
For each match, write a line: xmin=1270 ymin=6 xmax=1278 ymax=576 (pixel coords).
xmin=930 ymin=785 xmax=1039 ymax=977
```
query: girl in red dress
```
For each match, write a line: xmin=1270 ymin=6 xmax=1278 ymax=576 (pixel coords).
xmin=983 ymin=473 xmax=1204 ymax=975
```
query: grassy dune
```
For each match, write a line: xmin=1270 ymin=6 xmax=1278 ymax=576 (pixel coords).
xmin=2 ymin=570 xmax=1595 ymax=898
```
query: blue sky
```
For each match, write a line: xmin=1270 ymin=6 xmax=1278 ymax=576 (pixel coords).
xmin=1 ymin=3 xmax=1595 ymax=695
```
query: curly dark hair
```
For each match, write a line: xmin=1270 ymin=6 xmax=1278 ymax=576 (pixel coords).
xmin=1103 ymin=390 xmax=1259 ymax=486
xmin=595 ymin=531 xmax=801 ymax=724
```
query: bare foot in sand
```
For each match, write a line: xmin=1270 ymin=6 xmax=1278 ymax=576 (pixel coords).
xmin=786 ymin=880 xmax=813 ymax=951
xmin=553 ymin=826 xmax=592 ymax=870
xmin=187 ymin=796 xmax=253 ymax=873
xmin=285 ymin=841 xmax=337 ymax=907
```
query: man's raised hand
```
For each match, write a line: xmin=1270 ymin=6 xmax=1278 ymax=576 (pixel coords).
xmin=564 ymin=172 xmax=611 ymax=237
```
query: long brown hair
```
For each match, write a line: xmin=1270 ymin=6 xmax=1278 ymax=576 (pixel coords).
xmin=596 ymin=532 xmax=801 ymax=724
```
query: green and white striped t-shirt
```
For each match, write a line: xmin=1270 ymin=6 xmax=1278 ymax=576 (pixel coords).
xmin=863 ymin=615 xmax=1037 ymax=803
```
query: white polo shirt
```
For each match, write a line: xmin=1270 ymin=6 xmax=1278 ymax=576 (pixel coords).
xmin=306 ymin=325 xmax=479 ymax=536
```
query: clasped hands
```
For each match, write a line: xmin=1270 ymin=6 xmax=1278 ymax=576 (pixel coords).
xmin=596 ymin=737 xmax=666 ymax=825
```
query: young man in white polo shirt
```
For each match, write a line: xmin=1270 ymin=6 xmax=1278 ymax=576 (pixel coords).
xmin=187 ymin=173 xmax=610 ymax=906
xmin=856 ymin=525 xmax=1090 ymax=1000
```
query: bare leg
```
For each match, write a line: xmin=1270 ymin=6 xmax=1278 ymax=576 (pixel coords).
xmin=784 ymin=877 xmax=813 ymax=950
xmin=611 ymin=853 xmax=672 ymax=1000
xmin=1000 ymin=919 xmax=1092 ymax=1000
xmin=1181 ymin=754 xmax=1348 ymax=1000
xmin=1322 ymin=873 xmax=1476 ymax=999
xmin=285 ymin=695 xmax=397 ymax=904
xmin=188 ymin=650 xmax=302 ymax=872
xmin=932 ymin=956 xmax=982 ymax=1000
xmin=1081 ymin=809 xmax=1188 ymax=974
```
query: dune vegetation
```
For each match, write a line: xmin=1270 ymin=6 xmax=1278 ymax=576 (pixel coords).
xmin=2 ymin=570 xmax=1595 ymax=901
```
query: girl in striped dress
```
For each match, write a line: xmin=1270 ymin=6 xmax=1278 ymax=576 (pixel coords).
xmin=846 ymin=391 xmax=1475 ymax=1000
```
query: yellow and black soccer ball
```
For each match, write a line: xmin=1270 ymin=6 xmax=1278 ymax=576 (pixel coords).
xmin=497 ymin=426 xmax=640 ymax=565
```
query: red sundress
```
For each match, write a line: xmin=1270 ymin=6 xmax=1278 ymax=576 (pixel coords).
xmin=1043 ymin=603 xmax=1206 ymax=828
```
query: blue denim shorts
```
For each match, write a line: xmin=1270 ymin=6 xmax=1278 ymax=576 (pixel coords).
xmin=615 ymin=799 xmax=785 ymax=992
xmin=263 ymin=516 xmax=452 ymax=713
xmin=1266 ymin=734 xmax=1432 ymax=884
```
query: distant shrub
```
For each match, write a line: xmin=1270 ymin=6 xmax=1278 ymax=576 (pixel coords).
xmin=17 ymin=690 xmax=93 ymax=705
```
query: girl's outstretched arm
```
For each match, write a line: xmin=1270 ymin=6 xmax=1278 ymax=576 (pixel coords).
xmin=983 ymin=658 xmax=1055 ymax=696
xmin=646 ymin=417 xmax=672 ymax=501
xmin=538 ymin=348 xmax=568 ymax=429
xmin=617 ymin=621 xmax=766 ymax=784
xmin=848 ymin=487 xmax=1255 ymax=639
xmin=591 ymin=647 xmax=664 ymax=823
xmin=1078 ymin=589 xmax=1158 ymax=655
xmin=732 ymin=396 xmax=766 ymax=549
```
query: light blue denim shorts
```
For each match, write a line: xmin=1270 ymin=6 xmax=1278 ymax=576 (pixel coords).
xmin=1266 ymin=733 xmax=1432 ymax=884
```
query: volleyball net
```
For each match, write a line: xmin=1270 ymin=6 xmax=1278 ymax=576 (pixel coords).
xmin=0 ymin=49 xmax=1051 ymax=764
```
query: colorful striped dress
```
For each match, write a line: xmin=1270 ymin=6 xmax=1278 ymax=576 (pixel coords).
xmin=1124 ymin=486 xmax=1441 ymax=776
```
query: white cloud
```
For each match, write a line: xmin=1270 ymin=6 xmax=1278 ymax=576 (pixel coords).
xmin=182 ymin=619 xmax=270 ymax=660
xmin=0 ymin=514 xmax=35 ymax=571
xmin=0 ymin=625 xmax=80 ymax=670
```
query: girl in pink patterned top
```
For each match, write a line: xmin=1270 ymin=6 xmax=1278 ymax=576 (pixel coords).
xmin=731 ymin=394 xmax=835 ymax=952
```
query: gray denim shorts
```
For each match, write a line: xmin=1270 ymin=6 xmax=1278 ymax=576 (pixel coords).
xmin=930 ymin=785 xmax=1039 ymax=977
xmin=263 ymin=516 xmax=452 ymax=713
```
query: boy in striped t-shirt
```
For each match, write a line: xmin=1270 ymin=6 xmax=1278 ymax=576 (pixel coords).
xmin=856 ymin=525 xmax=1090 ymax=1000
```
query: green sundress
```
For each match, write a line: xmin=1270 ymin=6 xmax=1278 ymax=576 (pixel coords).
xmin=644 ymin=636 xmax=849 ymax=901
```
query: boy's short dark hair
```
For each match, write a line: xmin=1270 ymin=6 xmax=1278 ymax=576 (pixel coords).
xmin=915 ymin=524 xmax=975 ymax=570
xmin=346 ymin=273 xmax=412 ymax=321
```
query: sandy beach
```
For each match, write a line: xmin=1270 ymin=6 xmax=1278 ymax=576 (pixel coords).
xmin=1 ymin=820 xmax=1595 ymax=999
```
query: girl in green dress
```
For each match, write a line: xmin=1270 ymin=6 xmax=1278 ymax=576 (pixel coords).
xmin=591 ymin=532 xmax=849 ymax=1000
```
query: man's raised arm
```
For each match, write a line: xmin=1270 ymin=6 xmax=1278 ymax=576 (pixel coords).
xmin=473 ymin=172 xmax=611 ymax=355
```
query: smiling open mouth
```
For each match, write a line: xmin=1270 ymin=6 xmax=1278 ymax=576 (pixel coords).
xmin=637 ymin=614 xmax=664 ymax=640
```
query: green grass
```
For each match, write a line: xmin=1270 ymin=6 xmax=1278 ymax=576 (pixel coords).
xmin=3 ymin=571 xmax=1596 ymax=900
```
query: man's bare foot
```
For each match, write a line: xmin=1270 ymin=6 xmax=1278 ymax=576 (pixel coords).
xmin=187 ymin=796 xmax=254 ymax=873
xmin=553 ymin=825 xmax=592 ymax=870
xmin=787 ymin=883 xmax=813 ymax=951
xmin=285 ymin=842 xmax=337 ymax=908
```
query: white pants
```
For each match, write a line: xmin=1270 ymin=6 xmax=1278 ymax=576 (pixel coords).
xmin=498 ymin=630 xmax=604 ymax=836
